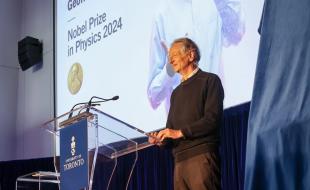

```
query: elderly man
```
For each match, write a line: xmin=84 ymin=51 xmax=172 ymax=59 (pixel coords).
xmin=149 ymin=37 xmax=224 ymax=190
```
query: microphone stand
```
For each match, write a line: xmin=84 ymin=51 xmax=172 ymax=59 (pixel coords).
xmin=86 ymin=95 xmax=119 ymax=113
xmin=65 ymin=96 xmax=119 ymax=125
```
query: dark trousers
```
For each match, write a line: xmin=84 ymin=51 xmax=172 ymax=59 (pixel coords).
xmin=174 ymin=152 xmax=221 ymax=190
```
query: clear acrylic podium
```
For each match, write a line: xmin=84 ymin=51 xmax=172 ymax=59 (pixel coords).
xmin=16 ymin=105 xmax=153 ymax=190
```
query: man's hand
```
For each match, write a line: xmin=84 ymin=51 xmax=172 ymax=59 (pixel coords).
xmin=156 ymin=128 xmax=183 ymax=142
xmin=148 ymin=132 xmax=162 ymax=145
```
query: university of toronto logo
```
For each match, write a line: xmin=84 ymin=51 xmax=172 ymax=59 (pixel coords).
xmin=71 ymin=136 xmax=76 ymax=156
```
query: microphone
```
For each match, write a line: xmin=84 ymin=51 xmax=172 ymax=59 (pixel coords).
xmin=86 ymin=95 xmax=119 ymax=112
xmin=111 ymin=95 xmax=119 ymax=100
xmin=88 ymin=95 xmax=119 ymax=103
xmin=68 ymin=101 xmax=101 ymax=119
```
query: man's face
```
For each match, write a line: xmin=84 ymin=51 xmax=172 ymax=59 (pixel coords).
xmin=168 ymin=43 xmax=190 ymax=73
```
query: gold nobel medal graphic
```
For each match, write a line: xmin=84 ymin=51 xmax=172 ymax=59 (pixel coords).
xmin=67 ymin=63 xmax=83 ymax=95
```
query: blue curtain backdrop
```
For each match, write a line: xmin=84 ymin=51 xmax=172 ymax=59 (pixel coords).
xmin=245 ymin=0 xmax=310 ymax=189
xmin=221 ymin=103 xmax=249 ymax=190
xmin=0 ymin=102 xmax=249 ymax=190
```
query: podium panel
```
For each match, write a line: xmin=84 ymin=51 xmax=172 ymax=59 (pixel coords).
xmin=15 ymin=172 xmax=59 ymax=190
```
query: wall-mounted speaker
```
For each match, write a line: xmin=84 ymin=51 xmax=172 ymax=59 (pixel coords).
xmin=18 ymin=36 xmax=43 ymax=71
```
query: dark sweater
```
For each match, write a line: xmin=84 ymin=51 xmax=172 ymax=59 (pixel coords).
xmin=166 ymin=69 xmax=224 ymax=162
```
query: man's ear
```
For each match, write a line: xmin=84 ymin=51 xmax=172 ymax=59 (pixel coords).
xmin=188 ymin=50 xmax=195 ymax=62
